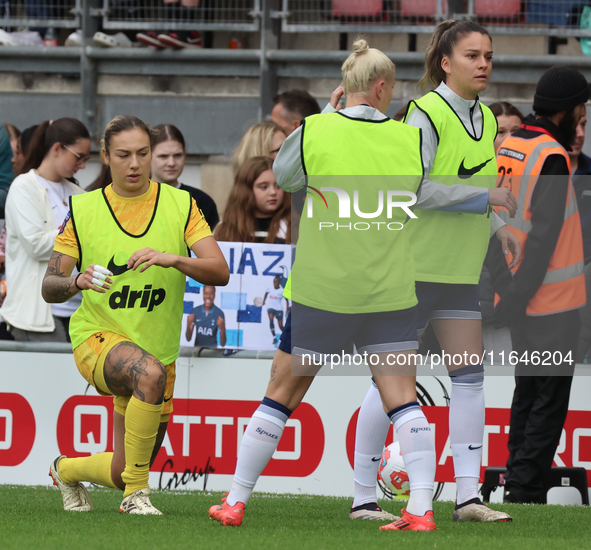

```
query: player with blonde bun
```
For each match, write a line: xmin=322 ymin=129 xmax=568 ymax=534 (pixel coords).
xmin=42 ymin=114 xmax=229 ymax=515
xmin=210 ymin=38 xmax=439 ymax=532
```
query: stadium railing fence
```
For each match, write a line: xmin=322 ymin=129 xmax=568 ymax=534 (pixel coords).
xmin=1 ymin=0 xmax=81 ymax=28
xmin=2 ymin=1 xmax=591 ymax=149
xmin=101 ymin=0 xmax=261 ymax=32
xmin=2 ymin=0 xmax=591 ymax=37
xmin=278 ymin=0 xmax=591 ymax=37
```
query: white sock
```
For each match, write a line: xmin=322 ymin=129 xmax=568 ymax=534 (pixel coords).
xmin=449 ymin=373 xmax=485 ymax=505
xmin=353 ymin=382 xmax=391 ymax=507
xmin=227 ymin=402 xmax=288 ymax=507
xmin=390 ymin=402 xmax=435 ymax=517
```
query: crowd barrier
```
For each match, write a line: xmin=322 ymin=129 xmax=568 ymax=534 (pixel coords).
xmin=1 ymin=344 xmax=590 ymax=504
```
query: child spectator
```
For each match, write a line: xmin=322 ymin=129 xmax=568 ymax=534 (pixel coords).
xmin=215 ymin=156 xmax=291 ymax=244
xmin=151 ymin=123 xmax=219 ymax=229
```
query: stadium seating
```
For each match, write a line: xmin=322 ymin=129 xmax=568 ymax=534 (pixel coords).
xmin=332 ymin=0 xmax=383 ymax=17
xmin=400 ymin=0 xmax=447 ymax=18
xmin=474 ymin=0 xmax=520 ymax=18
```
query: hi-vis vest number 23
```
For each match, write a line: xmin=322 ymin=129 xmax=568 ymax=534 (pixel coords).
xmin=496 ymin=134 xmax=585 ymax=315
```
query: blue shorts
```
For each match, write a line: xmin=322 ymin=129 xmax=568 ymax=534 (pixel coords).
xmin=267 ymin=308 xmax=284 ymax=320
xmin=289 ymin=302 xmax=419 ymax=359
xmin=416 ymin=282 xmax=481 ymax=334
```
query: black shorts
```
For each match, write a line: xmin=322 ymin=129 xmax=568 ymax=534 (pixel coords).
xmin=289 ymin=302 xmax=418 ymax=360
xmin=416 ymin=282 xmax=481 ymax=334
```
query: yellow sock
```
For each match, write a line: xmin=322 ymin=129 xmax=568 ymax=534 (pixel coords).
xmin=121 ymin=396 xmax=163 ymax=497
xmin=59 ymin=452 xmax=117 ymax=489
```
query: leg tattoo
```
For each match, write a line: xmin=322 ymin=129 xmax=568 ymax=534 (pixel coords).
xmin=104 ymin=341 xmax=166 ymax=403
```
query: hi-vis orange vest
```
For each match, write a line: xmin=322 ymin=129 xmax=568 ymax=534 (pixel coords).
xmin=495 ymin=132 xmax=585 ymax=315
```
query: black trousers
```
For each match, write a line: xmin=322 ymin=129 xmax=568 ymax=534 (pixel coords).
xmin=505 ymin=309 xmax=580 ymax=503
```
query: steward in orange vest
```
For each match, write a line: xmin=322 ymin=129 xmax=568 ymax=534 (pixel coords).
xmin=494 ymin=129 xmax=585 ymax=316
xmin=487 ymin=65 xmax=589 ymax=505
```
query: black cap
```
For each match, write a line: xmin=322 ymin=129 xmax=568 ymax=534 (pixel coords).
xmin=533 ymin=66 xmax=590 ymax=113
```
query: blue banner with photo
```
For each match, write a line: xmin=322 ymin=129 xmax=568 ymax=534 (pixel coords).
xmin=181 ymin=242 xmax=293 ymax=351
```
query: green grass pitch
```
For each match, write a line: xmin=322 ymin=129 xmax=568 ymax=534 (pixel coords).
xmin=0 ymin=485 xmax=588 ymax=550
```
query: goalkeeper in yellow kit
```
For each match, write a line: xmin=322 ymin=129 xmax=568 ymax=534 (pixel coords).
xmin=42 ymin=115 xmax=229 ymax=515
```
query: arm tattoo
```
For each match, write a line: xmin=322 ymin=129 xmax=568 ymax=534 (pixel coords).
xmin=270 ymin=362 xmax=278 ymax=382
xmin=43 ymin=251 xmax=77 ymax=303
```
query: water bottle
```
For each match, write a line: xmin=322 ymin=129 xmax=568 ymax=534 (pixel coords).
xmin=44 ymin=28 xmax=59 ymax=47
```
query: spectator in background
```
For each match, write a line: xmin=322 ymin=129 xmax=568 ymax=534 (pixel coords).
xmin=271 ymin=91 xmax=321 ymax=214
xmin=0 ymin=118 xmax=90 ymax=342
xmin=4 ymin=123 xmax=19 ymax=146
xmin=233 ymin=121 xmax=286 ymax=174
xmin=570 ymin=107 xmax=589 ymax=179
xmin=20 ymin=125 xmax=39 ymax=163
xmin=489 ymin=101 xmax=524 ymax=153
xmin=216 ymin=156 xmax=291 ymax=244
xmin=3 ymin=123 xmax=25 ymax=176
xmin=569 ymin=107 xmax=591 ymax=362
xmin=271 ymin=90 xmax=321 ymax=136
xmin=481 ymin=101 xmax=524 ymax=362
xmin=152 ymin=124 xmax=219 ymax=229
xmin=0 ymin=123 xmax=20 ymax=316
xmin=1 ymin=122 xmax=20 ymax=234
xmin=0 ymin=124 xmax=15 ymax=219
xmin=0 ymin=123 xmax=37 ymax=268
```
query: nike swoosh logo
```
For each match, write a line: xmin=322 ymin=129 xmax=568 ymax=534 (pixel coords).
xmin=163 ymin=396 xmax=172 ymax=402
xmin=107 ymin=255 xmax=130 ymax=276
xmin=371 ymin=457 xmax=381 ymax=462
xmin=468 ymin=444 xmax=483 ymax=450
xmin=458 ymin=157 xmax=494 ymax=179
xmin=135 ymin=462 xmax=150 ymax=468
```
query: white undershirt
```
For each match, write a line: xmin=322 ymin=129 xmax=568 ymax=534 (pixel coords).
xmin=36 ymin=173 xmax=82 ymax=318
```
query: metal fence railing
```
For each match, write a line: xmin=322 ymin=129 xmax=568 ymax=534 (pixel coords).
xmin=1 ymin=0 xmax=81 ymax=28
xmin=1 ymin=1 xmax=590 ymax=38
xmin=279 ymin=0 xmax=591 ymax=37
xmin=102 ymin=0 xmax=261 ymax=32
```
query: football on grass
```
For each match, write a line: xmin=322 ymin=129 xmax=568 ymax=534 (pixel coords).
xmin=378 ymin=441 xmax=410 ymax=497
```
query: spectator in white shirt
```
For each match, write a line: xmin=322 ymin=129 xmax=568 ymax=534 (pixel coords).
xmin=0 ymin=118 xmax=90 ymax=341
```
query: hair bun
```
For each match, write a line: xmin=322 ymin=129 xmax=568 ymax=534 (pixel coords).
xmin=352 ymin=39 xmax=369 ymax=55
